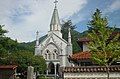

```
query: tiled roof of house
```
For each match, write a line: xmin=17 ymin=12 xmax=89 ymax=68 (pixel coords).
xmin=77 ymin=37 xmax=90 ymax=42
xmin=77 ymin=32 xmax=120 ymax=43
xmin=71 ymin=51 xmax=91 ymax=60
xmin=63 ymin=66 xmax=120 ymax=73
xmin=0 ymin=65 xmax=17 ymax=70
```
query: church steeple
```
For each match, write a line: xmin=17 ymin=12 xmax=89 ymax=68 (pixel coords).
xmin=50 ymin=0 xmax=61 ymax=31
xmin=35 ymin=31 xmax=39 ymax=46
xmin=68 ymin=28 xmax=72 ymax=45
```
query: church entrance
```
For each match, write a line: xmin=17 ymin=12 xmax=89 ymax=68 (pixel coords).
xmin=56 ymin=64 xmax=60 ymax=75
xmin=48 ymin=62 xmax=55 ymax=74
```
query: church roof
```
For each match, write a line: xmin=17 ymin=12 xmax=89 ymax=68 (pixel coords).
xmin=63 ymin=66 xmax=120 ymax=73
xmin=50 ymin=7 xmax=60 ymax=26
xmin=50 ymin=3 xmax=61 ymax=31
xmin=53 ymin=32 xmax=68 ymax=44
xmin=70 ymin=51 xmax=91 ymax=60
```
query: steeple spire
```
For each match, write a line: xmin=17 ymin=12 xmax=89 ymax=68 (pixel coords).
xmin=36 ymin=31 xmax=39 ymax=46
xmin=50 ymin=0 xmax=61 ymax=31
xmin=68 ymin=28 xmax=72 ymax=45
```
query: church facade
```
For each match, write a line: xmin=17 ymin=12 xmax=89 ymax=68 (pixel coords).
xmin=35 ymin=1 xmax=72 ymax=76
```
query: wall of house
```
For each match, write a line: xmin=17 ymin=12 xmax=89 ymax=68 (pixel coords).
xmin=83 ymin=43 xmax=89 ymax=51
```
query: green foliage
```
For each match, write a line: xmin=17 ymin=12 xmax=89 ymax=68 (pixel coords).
xmin=1 ymin=51 xmax=46 ymax=79
xmin=0 ymin=25 xmax=46 ymax=79
xmin=0 ymin=25 xmax=18 ymax=59
xmin=87 ymin=9 xmax=120 ymax=66
xmin=32 ymin=55 xmax=47 ymax=73
xmin=18 ymin=35 xmax=47 ymax=53
xmin=0 ymin=25 xmax=8 ymax=37
xmin=61 ymin=20 xmax=81 ymax=52
xmin=4 ymin=51 xmax=46 ymax=73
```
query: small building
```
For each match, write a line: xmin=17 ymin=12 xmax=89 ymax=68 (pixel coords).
xmin=0 ymin=65 xmax=17 ymax=79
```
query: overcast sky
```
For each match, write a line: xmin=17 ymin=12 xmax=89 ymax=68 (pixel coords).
xmin=0 ymin=0 xmax=120 ymax=42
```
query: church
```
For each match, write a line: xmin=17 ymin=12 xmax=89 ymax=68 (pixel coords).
xmin=35 ymin=0 xmax=72 ymax=77
xmin=35 ymin=0 xmax=120 ymax=79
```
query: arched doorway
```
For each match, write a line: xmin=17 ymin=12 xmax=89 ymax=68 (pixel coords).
xmin=56 ymin=64 xmax=60 ymax=75
xmin=48 ymin=62 xmax=55 ymax=74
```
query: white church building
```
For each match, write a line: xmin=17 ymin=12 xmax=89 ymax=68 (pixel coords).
xmin=35 ymin=0 xmax=72 ymax=77
xmin=35 ymin=0 xmax=120 ymax=79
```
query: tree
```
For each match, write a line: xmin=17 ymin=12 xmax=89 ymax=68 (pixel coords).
xmin=0 ymin=25 xmax=18 ymax=60
xmin=87 ymin=9 xmax=120 ymax=79
xmin=32 ymin=55 xmax=47 ymax=74
xmin=0 ymin=25 xmax=47 ymax=78
xmin=61 ymin=20 xmax=81 ymax=52
xmin=0 ymin=25 xmax=8 ymax=37
xmin=6 ymin=51 xmax=46 ymax=78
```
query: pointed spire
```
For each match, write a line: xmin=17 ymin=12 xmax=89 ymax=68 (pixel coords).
xmin=50 ymin=0 xmax=61 ymax=31
xmin=36 ymin=31 xmax=39 ymax=46
xmin=68 ymin=27 xmax=72 ymax=45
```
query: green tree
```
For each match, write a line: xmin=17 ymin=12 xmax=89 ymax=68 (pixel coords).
xmin=0 ymin=25 xmax=8 ymax=37
xmin=87 ymin=9 xmax=120 ymax=79
xmin=6 ymin=51 xmax=46 ymax=78
xmin=61 ymin=20 xmax=81 ymax=52
xmin=0 ymin=25 xmax=18 ymax=63
xmin=32 ymin=55 xmax=47 ymax=74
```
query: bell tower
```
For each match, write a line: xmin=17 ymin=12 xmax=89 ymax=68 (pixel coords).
xmin=48 ymin=0 xmax=62 ymax=38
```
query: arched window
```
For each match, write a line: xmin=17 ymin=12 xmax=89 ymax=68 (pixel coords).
xmin=47 ymin=50 xmax=49 ymax=53
xmin=48 ymin=54 xmax=51 ymax=59
xmin=56 ymin=53 xmax=59 ymax=59
xmin=45 ymin=54 xmax=47 ymax=59
xmin=54 ymin=49 xmax=57 ymax=53
xmin=53 ymin=53 xmax=55 ymax=59
xmin=54 ymin=49 xmax=59 ymax=59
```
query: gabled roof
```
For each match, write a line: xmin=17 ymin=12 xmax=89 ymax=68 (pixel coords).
xmin=77 ymin=32 xmax=120 ymax=43
xmin=53 ymin=32 xmax=68 ymax=44
xmin=77 ymin=37 xmax=90 ymax=43
xmin=39 ymin=32 xmax=68 ymax=46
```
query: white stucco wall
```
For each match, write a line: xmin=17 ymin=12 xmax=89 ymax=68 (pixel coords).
xmin=64 ymin=72 xmax=120 ymax=79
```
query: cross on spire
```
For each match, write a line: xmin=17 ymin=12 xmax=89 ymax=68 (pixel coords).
xmin=54 ymin=0 xmax=58 ymax=8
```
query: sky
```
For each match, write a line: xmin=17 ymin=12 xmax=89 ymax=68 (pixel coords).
xmin=0 ymin=0 xmax=120 ymax=42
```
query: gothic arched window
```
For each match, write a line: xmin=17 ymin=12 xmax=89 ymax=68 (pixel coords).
xmin=48 ymin=54 xmax=51 ymax=59
xmin=45 ymin=54 xmax=47 ymax=59
xmin=54 ymin=49 xmax=59 ymax=59
xmin=56 ymin=53 xmax=59 ymax=59
xmin=53 ymin=53 xmax=55 ymax=59
xmin=54 ymin=49 xmax=57 ymax=53
xmin=47 ymin=50 xmax=49 ymax=53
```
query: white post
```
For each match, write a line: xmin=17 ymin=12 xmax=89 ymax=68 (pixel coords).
xmin=27 ymin=66 xmax=34 ymax=79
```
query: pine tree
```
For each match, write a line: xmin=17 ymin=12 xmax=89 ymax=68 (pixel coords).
xmin=87 ymin=9 xmax=120 ymax=79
